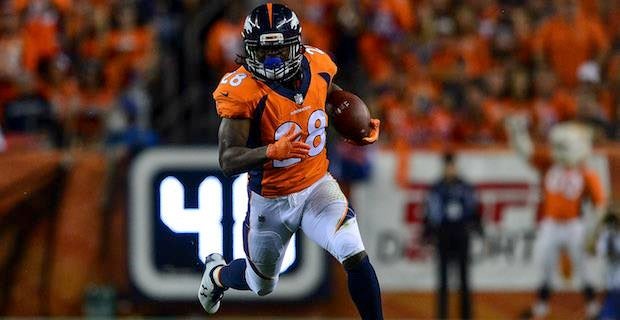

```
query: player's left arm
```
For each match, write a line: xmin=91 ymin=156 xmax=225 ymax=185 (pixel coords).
xmin=585 ymin=170 xmax=608 ymax=254
xmin=328 ymin=82 xmax=381 ymax=145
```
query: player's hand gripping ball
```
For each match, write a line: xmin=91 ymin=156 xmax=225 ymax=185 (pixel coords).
xmin=326 ymin=90 xmax=380 ymax=145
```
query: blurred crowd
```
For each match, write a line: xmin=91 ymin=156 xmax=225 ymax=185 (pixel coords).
xmin=0 ymin=0 xmax=163 ymax=152
xmin=208 ymin=0 xmax=620 ymax=148
xmin=2 ymin=0 xmax=620 ymax=153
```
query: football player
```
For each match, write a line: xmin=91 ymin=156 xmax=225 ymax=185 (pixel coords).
xmin=506 ymin=118 xmax=607 ymax=319
xmin=198 ymin=3 xmax=383 ymax=319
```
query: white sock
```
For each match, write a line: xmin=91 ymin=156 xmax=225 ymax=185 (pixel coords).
xmin=533 ymin=301 xmax=549 ymax=317
xmin=586 ymin=301 xmax=600 ymax=318
xmin=212 ymin=265 xmax=225 ymax=288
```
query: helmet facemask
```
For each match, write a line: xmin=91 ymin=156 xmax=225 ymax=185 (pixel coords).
xmin=244 ymin=33 xmax=303 ymax=82
xmin=241 ymin=4 xmax=304 ymax=82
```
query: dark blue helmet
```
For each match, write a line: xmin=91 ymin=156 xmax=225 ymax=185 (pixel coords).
xmin=242 ymin=3 xmax=303 ymax=82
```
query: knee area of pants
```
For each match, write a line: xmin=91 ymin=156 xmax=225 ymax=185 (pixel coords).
xmin=332 ymin=229 xmax=363 ymax=262
xmin=249 ymin=230 xmax=284 ymax=273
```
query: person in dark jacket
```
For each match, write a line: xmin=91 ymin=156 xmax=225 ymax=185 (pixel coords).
xmin=423 ymin=152 xmax=482 ymax=320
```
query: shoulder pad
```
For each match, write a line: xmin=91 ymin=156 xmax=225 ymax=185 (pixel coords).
xmin=304 ymin=46 xmax=337 ymax=79
xmin=213 ymin=67 xmax=262 ymax=119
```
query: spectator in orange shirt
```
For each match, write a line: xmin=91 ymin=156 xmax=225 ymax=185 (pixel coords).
xmin=531 ymin=67 xmax=575 ymax=138
xmin=532 ymin=0 xmax=609 ymax=88
xmin=71 ymin=2 xmax=109 ymax=61
xmin=71 ymin=60 xmax=115 ymax=149
xmin=511 ymin=7 xmax=534 ymax=65
xmin=204 ymin=1 xmax=244 ymax=78
xmin=428 ymin=93 xmax=456 ymax=146
xmin=106 ymin=3 xmax=155 ymax=92
xmin=481 ymin=67 xmax=511 ymax=140
xmin=605 ymin=2 xmax=620 ymax=48
xmin=574 ymin=62 xmax=611 ymax=138
xmin=508 ymin=66 xmax=532 ymax=116
xmin=378 ymin=87 xmax=408 ymax=145
xmin=358 ymin=0 xmax=415 ymax=86
xmin=36 ymin=55 xmax=78 ymax=128
xmin=455 ymin=5 xmax=492 ymax=80
xmin=454 ymin=81 xmax=496 ymax=144
xmin=491 ymin=17 xmax=519 ymax=67
xmin=0 ymin=6 xmax=26 ymax=108
xmin=15 ymin=0 xmax=70 ymax=72
xmin=429 ymin=16 xmax=462 ymax=84
xmin=291 ymin=0 xmax=336 ymax=53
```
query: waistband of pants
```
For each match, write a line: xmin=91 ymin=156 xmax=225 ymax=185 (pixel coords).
xmin=251 ymin=173 xmax=333 ymax=206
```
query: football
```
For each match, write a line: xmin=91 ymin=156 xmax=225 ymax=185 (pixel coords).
xmin=326 ymin=90 xmax=371 ymax=142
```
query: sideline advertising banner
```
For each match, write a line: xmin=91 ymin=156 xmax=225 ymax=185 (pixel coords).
xmin=354 ymin=150 xmax=610 ymax=291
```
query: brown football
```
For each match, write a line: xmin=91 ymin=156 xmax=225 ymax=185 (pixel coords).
xmin=326 ymin=90 xmax=371 ymax=142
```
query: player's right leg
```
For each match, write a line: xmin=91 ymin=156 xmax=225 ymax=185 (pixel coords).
xmin=300 ymin=175 xmax=383 ymax=319
xmin=198 ymin=193 xmax=296 ymax=313
xmin=531 ymin=219 xmax=561 ymax=317
xmin=565 ymin=219 xmax=600 ymax=318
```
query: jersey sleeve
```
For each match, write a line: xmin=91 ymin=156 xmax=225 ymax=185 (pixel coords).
xmin=213 ymin=70 xmax=258 ymax=119
xmin=305 ymin=46 xmax=337 ymax=82
xmin=583 ymin=169 xmax=606 ymax=207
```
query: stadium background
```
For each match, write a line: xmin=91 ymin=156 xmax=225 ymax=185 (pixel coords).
xmin=1 ymin=0 xmax=620 ymax=318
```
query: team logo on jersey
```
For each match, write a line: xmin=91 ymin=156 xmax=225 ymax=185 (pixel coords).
xmin=290 ymin=105 xmax=311 ymax=115
xmin=294 ymin=93 xmax=304 ymax=104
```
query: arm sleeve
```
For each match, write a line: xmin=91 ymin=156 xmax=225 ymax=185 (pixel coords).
xmin=214 ymin=94 xmax=254 ymax=119
xmin=306 ymin=46 xmax=338 ymax=80
xmin=212 ymin=73 xmax=257 ymax=119
xmin=584 ymin=169 xmax=606 ymax=208
xmin=322 ymin=53 xmax=338 ymax=79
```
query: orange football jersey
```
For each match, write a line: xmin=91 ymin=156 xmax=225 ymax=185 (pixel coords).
xmin=533 ymin=149 xmax=606 ymax=220
xmin=213 ymin=46 xmax=337 ymax=197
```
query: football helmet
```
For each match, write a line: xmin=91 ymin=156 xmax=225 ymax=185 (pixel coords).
xmin=241 ymin=3 xmax=303 ymax=82
xmin=549 ymin=122 xmax=593 ymax=167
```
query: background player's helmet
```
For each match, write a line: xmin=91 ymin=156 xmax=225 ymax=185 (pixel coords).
xmin=242 ymin=3 xmax=303 ymax=82
xmin=549 ymin=122 xmax=593 ymax=167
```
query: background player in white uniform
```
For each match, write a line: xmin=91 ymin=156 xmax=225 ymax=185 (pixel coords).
xmin=506 ymin=118 xmax=607 ymax=318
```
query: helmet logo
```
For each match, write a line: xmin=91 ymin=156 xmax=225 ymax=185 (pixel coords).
xmin=244 ymin=16 xmax=260 ymax=34
xmin=277 ymin=12 xmax=299 ymax=29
